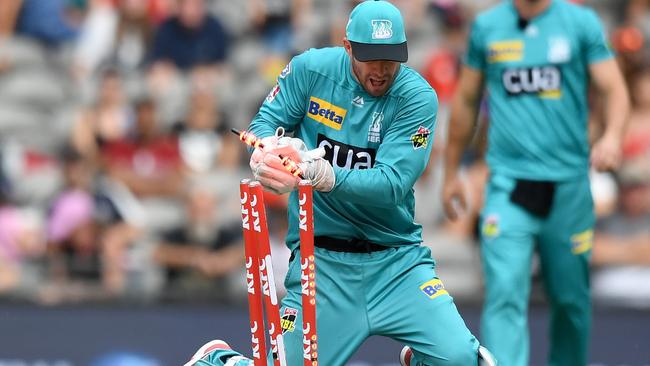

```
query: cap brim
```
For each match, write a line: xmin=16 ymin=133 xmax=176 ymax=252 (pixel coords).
xmin=349 ymin=41 xmax=408 ymax=63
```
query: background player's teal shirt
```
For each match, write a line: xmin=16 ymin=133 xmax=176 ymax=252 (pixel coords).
xmin=249 ymin=47 xmax=438 ymax=251
xmin=466 ymin=0 xmax=613 ymax=180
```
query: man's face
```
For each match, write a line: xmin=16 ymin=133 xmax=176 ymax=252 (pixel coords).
xmin=178 ymin=0 xmax=205 ymax=29
xmin=344 ymin=39 xmax=400 ymax=97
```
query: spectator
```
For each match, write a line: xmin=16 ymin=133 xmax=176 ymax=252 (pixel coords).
xmin=14 ymin=0 xmax=83 ymax=46
xmin=0 ymin=189 xmax=45 ymax=297
xmin=173 ymin=89 xmax=240 ymax=175
xmin=101 ymin=97 xmax=183 ymax=199
xmin=153 ymin=186 xmax=243 ymax=300
xmin=71 ymin=68 xmax=135 ymax=162
xmin=149 ymin=0 xmax=228 ymax=70
xmin=112 ymin=0 xmax=156 ymax=72
xmin=0 ymin=0 xmax=23 ymax=38
xmin=592 ymin=156 xmax=650 ymax=308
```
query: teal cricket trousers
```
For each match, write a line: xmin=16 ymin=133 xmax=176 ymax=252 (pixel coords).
xmin=479 ymin=173 xmax=594 ymax=366
xmin=198 ymin=244 xmax=480 ymax=365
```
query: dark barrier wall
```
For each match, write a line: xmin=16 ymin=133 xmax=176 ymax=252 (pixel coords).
xmin=0 ymin=304 xmax=648 ymax=365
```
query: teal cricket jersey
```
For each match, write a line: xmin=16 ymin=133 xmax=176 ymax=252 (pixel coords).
xmin=249 ymin=47 xmax=438 ymax=251
xmin=465 ymin=0 xmax=613 ymax=180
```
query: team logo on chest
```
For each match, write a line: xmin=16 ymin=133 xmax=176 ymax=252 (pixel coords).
xmin=368 ymin=112 xmax=383 ymax=143
xmin=307 ymin=96 xmax=347 ymax=130
xmin=548 ymin=36 xmax=571 ymax=63
xmin=502 ymin=66 xmax=562 ymax=98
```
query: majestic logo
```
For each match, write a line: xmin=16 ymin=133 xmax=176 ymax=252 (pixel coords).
xmin=317 ymin=134 xmax=376 ymax=170
xmin=266 ymin=84 xmax=280 ymax=103
xmin=307 ymin=96 xmax=347 ymax=130
xmin=571 ymin=229 xmax=593 ymax=255
xmin=420 ymin=279 xmax=449 ymax=300
xmin=371 ymin=19 xmax=393 ymax=39
xmin=502 ymin=66 xmax=562 ymax=98
xmin=352 ymin=95 xmax=364 ymax=107
xmin=280 ymin=308 xmax=298 ymax=334
xmin=368 ymin=112 xmax=383 ymax=143
xmin=410 ymin=126 xmax=431 ymax=149
xmin=488 ymin=40 xmax=524 ymax=63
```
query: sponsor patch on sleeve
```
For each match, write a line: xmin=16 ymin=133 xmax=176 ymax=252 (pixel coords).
xmin=266 ymin=84 xmax=280 ymax=103
xmin=410 ymin=126 xmax=431 ymax=149
xmin=280 ymin=307 xmax=298 ymax=334
xmin=420 ymin=278 xmax=449 ymax=300
xmin=279 ymin=62 xmax=291 ymax=79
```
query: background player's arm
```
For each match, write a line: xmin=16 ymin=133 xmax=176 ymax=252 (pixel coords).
xmin=444 ymin=66 xmax=484 ymax=183
xmin=588 ymin=59 xmax=630 ymax=171
xmin=442 ymin=66 xmax=484 ymax=219
xmin=580 ymin=7 xmax=630 ymax=172
xmin=327 ymin=89 xmax=438 ymax=207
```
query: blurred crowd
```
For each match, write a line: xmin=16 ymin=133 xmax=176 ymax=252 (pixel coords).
xmin=0 ymin=0 xmax=648 ymax=308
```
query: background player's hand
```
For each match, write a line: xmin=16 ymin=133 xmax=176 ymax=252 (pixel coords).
xmin=254 ymin=154 xmax=301 ymax=194
xmin=442 ymin=174 xmax=467 ymax=221
xmin=591 ymin=133 xmax=623 ymax=172
xmin=249 ymin=135 xmax=279 ymax=175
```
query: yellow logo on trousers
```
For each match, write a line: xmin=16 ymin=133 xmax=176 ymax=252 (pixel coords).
xmin=571 ymin=229 xmax=593 ymax=255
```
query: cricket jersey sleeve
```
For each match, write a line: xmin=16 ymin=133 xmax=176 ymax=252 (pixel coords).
xmin=465 ymin=19 xmax=486 ymax=71
xmin=328 ymin=88 xmax=438 ymax=207
xmin=579 ymin=8 xmax=614 ymax=64
xmin=248 ymin=52 xmax=311 ymax=138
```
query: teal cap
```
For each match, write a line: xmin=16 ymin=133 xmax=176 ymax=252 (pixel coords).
xmin=346 ymin=0 xmax=408 ymax=62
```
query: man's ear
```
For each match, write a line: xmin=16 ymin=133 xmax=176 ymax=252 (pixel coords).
xmin=342 ymin=38 xmax=353 ymax=56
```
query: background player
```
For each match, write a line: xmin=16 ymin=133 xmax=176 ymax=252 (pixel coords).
xmin=442 ymin=0 xmax=629 ymax=365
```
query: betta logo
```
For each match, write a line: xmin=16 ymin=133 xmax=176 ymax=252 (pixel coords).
xmin=317 ymin=134 xmax=376 ymax=170
xmin=307 ymin=96 xmax=347 ymax=130
xmin=420 ymin=279 xmax=449 ymax=300
xmin=502 ymin=66 xmax=562 ymax=98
